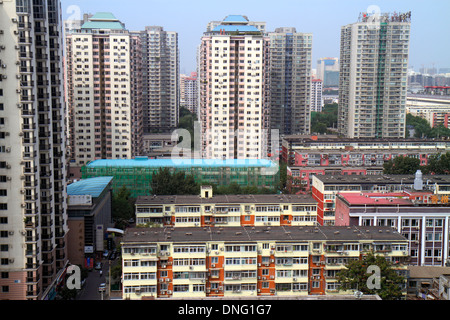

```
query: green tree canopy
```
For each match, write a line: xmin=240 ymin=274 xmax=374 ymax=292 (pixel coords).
xmin=336 ymin=252 xmax=406 ymax=300
xmin=310 ymin=103 xmax=338 ymax=134
xmin=406 ymin=113 xmax=450 ymax=138
xmin=383 ymin=156 xmax=421 ymax=174
xmin=112 ymin=185 xmax=135 ymax=228
xmin=150 ymin=167 xmax=199 ymax=195
xmin=424 ymin=152 xmax=450 ymax=174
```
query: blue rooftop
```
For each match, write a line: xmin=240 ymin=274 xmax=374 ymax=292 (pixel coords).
xmin=212 ymin=25 xmax=260 ymax=33
xmin=67 ymin=176 xmax=114 ymax=198
xmin=86 ymin=158 xmax=276 ymax=169
xmin=223 ymin=15 xmax=249 ymax=23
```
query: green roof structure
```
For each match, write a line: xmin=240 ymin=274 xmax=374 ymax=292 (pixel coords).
xmin=81 ymin=158 xmax=280 ymax=197
xmin=81 ymin=12 xmax=126 ymax=30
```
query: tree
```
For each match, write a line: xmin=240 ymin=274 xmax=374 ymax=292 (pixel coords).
xmin=310 ymin=103 xmax=338 ymax=134
xmin=112 ymin=186 xmax=135 ymax=228
xmin=406 ymin=113 xmax=450 ymax=139
xmin=150 ymin=167 xmax=199 ymax=195
xmin=424 ymin=152 xmax=450 ymax=174
xmin=178 ymin=106 xmax=197 ymax=149
xmin=383 ymin=156 xmax=420 ymax=174
xmin=336 ymin=252 xmax=406 ymax=300
xmin=59 ymin=286 xmax=78 ymax=300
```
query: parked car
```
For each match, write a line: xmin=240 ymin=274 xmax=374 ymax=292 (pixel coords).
xmin=98 ymin=283 xmax=106 ymax=293
xmin=102 ymin=250 xmax=109 ymax=259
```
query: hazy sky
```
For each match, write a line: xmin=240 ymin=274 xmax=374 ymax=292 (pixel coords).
xmin=61 ymin=0 xmax=450 ymax=74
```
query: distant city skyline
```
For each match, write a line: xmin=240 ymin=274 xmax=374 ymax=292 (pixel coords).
xmin=61 ymin=0 xmax=450 ymax=74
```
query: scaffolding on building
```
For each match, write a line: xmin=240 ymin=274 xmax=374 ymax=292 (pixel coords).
xmin=81 ymin=158 xmax=280 ymax=197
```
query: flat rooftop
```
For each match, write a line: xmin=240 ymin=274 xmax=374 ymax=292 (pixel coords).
xmin=313 ymin=174 xmax=450 ymax=185
xmin=122 ymin=226 xmax=406 ymax=244
xmin=86 ymin=158 xmax=277 ymax=169
xmin=282 ymin=134 xmax=450 ymax=144
xmin=136 ymin=194 xmax=317 ymax=206
xmin=67 ymin=176 xmax=113 ymax=198
xmin=337 ymin=192 xmax=419 ymax=206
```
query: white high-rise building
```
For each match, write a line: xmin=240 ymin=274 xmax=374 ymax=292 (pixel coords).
xmin=198 ymin=15 xmax=269 ymax=160
xmin=180 ymin=72 xmax=198 ymax=114
xmin=311 ymin=79 xmax=323 ymax=112
xmin=66 ymin=12 xmax=142 ymax=166
xmin=338 ymin=11 xmax=411 ymax=138
xmin=0 ymin=0 xmax=68 ymax=299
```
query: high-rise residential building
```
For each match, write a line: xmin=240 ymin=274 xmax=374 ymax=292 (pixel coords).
xmin=139 ymin=26 xmax=179 ymax=134
xmin=180 ymin=72 xmax=198 ymax=114
xmin=316 ymin=57 xmax=339 ymax=87
xmin=198 ymin=15 xmax=270 ymax=160
xmin=267 ymin=28 xmax=312 ymax=136
xmin=311 ymin=79 xmax=323 ymax=113
xmin=0 ymin=0 xmax=68 ymax=299
xmin=338 ymin=11 xmax=411 ymax=139
xmin=65 ymin=12 xmax=143 ymax=167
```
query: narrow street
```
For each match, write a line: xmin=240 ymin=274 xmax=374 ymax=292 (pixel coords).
xmin=77 ymin=258 xmax=113 ymax=300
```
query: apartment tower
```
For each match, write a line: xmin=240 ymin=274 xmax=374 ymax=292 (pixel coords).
xmin=180 ymin=72 xmax=198 ymax=114
xmin=338 ymin=11 xmax=411 ymax=138
xmin=198 ymin=15 xmax=269 ymax=160
xmin=267 ymin=27 xmax=312 ymax=136
xmin=66 ymin=12 xmax=143 ymax=167
xmin=140 ymin=26 xmax=179 ymax=133
xmin=311 ymin=78 xmax=323 ymax=113
xmin=0 ymin=0 xmax=68 ymax=299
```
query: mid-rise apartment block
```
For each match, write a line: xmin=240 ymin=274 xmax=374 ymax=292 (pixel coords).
xmin=120 ymin=225 xmax=408 ymax=299
xmin=311 ymin=171 xmax=450 ymax=226
xmin=139 ymin=26 xmax=179 ymax=133
xmin=338 ymin=12 xmax=411 ymax=138
xmin=65 ymin=12 xmax=143 ymax=167
xmin=135 ymin=186 xmax=318 ymax=227
xmin=267 ymin=28 xmax=312 ymax=136
xmin=282 ymin=134 xmax=450 ymax=191
xmin=335 ymin=191 xmax=450 ymax=267
xmin=0 ymin=0 xmax=68 ymax=299
xmin=198 ymin=15 xmax=270 ymax=159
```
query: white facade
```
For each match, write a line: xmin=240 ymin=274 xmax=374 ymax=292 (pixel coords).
xmin=311 ymin=79 xmax=323 ymax=112
xmin=199 ymin=16 xmax=269 ymax=160
xmin=338 ymin=13 xmax=411 ymax=138
xmin=66 ymin=14 xmax=134 ymax=166
xmin=0 ymin=0 xmax=68 ymax=299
